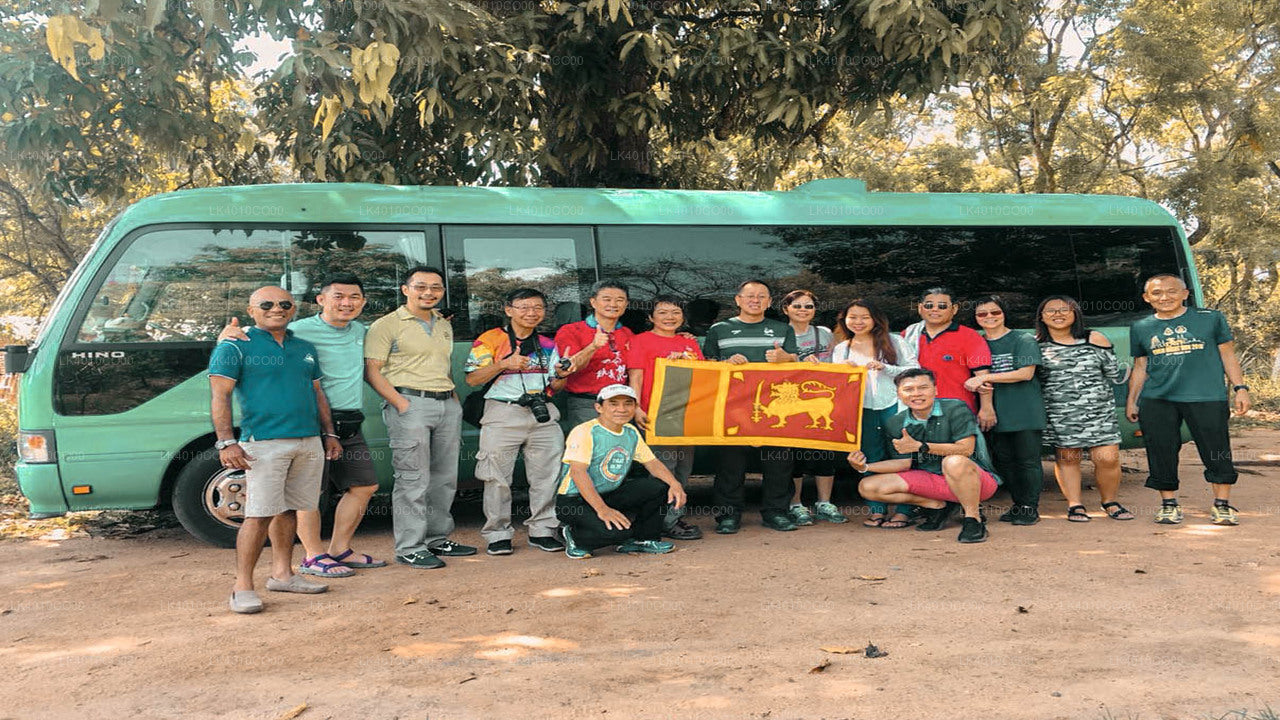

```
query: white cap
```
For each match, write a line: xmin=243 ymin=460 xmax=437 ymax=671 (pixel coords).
xmin=596 ymin=384 xmax=638 ymax=402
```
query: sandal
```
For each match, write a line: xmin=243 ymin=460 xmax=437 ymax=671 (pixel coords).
xmin=863 ymin=514 xmax=886 ymax=528
xmin=880 ymin=512 xmax=916 ymax=529
xmin=1066 ymin=505 xmax=1091 ymax=523
xmin=299 ymin=553 xmax=356 ymax=577
xmin=1101 ymin=501 xmax=1135 ymax=521
xmin=332 ymin=549 xmax=387 ymax=568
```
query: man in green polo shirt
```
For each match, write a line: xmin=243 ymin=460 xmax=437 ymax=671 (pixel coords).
xmin=850 ymin=367 xmax=1001 ymax=543
xmin=1126 ymin=273 xmax=1251 ymax=526
xmin=209 ymin=286 xmax=343 ymax=614
xmin=365 ymin=265 xmax=474 ymax=568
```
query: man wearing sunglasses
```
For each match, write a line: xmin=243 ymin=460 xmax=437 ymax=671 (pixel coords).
xmin=365 ymin=266 xmax=474 ymax=569
xmin=901 ymin=287 xmax=994 ymax=430
xmin=209 ymin=286 xmax=344 ymax=614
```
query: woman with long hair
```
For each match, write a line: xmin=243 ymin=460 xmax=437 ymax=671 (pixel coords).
xmin=782 ymin=289 xmax=841 ymax=524
xmin=1035 ymin=295 xmax=1133 ymax=522
xmin=831 ymin=299 xmax=919 ymax=527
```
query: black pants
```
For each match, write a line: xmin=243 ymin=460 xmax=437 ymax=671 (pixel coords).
xmin=714 ymin=445 xmax=795 ymax=520
xmin=1139 ymin=398 xmax=1238 ymax=491
xmin=555 ymin=476 xmax=667 ymax=551
xmin=987 ymin=429 xmax=1044 ymax=508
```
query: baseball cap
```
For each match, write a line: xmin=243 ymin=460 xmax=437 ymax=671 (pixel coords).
xmin=596 ymin=384 xmax=638 ymax=402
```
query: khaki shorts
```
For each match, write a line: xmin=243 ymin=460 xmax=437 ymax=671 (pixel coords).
xmin=242 ymin=437 xmax=325 ymax=517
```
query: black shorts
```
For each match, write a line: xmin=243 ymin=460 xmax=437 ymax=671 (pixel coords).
xmin=324 ymin=431 xmax=379 ymax=491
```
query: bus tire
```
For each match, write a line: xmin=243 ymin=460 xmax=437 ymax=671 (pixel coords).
xmin=172 ymin=449 xmax=243 ymax=548
xmin=171 ymin=448 xmax=336 ymax=548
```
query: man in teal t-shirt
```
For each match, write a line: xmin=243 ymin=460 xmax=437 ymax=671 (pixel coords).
xmin=1126 ymin=273 xmax=1251 ymax=526
xmin=219 ymin=275 xmax=387 ymax=577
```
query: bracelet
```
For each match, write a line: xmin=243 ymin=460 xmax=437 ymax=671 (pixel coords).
xmin=1233 ymin=384 xmax=1250 ymax=392
xmin=323 ymin=433 xmax=339 ymax=438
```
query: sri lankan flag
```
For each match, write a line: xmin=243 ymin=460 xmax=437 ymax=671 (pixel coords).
xmin=646 ymin=359 xmax=867 ymax=451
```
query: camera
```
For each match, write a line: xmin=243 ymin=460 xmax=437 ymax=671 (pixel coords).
xmin=516 ymin=392 xmax=553 ymax=423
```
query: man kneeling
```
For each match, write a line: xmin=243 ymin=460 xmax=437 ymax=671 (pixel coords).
xmin=849 ymin=368 xmax=1001 ymax=543
xmin=555 ymin=384 xmax=688 ymax=559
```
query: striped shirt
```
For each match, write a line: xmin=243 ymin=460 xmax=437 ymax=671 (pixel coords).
xmin=701 ymin=317 xmax=798 ymax=362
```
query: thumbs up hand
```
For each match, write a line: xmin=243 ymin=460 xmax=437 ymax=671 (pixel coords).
xmin=218 ymin=316 xmax=250 ymax=343
xmin=892 ymin=428 xmax=924 ymax=454
xmin=765 ymin=340 xmax=791 ymax=363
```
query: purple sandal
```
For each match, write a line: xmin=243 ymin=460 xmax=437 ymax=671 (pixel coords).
xmin=299 ymin=553 xmax=356 ymax=577
xmin=332 ymin=549 xmax=387 ymax=568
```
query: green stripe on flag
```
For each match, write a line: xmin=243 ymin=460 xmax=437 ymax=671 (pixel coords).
xmin=655 ymin=364 xmax=693 ymax=437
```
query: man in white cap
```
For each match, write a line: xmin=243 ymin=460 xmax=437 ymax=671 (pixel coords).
xmin=553 ymin=384 xmax=688 ymax=559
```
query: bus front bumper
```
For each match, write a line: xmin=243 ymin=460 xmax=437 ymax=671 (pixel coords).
xmin=15 ymin=463 xmax=69 ymax=517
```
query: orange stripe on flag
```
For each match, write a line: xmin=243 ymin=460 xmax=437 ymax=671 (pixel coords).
xmin=681 ymin=367 xmax=720 ymax=437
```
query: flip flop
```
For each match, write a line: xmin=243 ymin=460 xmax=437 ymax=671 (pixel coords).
xmin=880 ymin=513 xmax=916 ymax=529
xmin=332 ymin=549 xmax=387 ymax=568
xmin=299 ymin=553 xmax=356 ymax=577
xmin=863 ymin=515 xmax=886 ymax=528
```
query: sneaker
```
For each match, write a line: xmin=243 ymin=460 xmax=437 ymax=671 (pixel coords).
xmin=813 ymin=501 xmax=849 ymax=524
xmin=662 ymin=519 xmax=704 ymax=540
xmin=1154 ymin=504 xmax=1184 ymax=525
xmin=228 ymin=590 xmax=264 ymax=614
xmin=762 ymin=512 xmax=798 ymax=532
xmin=788 ymin=504 xmax=815 ymax=526
xmin=957 ymin=516 xmax=989 ymax=543
xmin=1210 ymin=503 xmax=1240 ymax=526
xmin=486 ymin=540 xmax=514 ymax=556
xmin=265 ymin=574 xmax=328 ymax=594
xmin=998 ymin=506 xmax=1016 ymax=523
xmin=1009 ymin=505 xmax=1040 ymax=526
xmin=916 ymin=502 xmax=958 ymax=532
xmin=616 ymin=539 xmax=676 ymax=554
xmin=529 ymin=535 xmax=566 ymax=552
xmin=714 ymin=515 xmax=741 ymax=535
xmin=395 ymin=551 xmax=446 ymax=569
xmin=562 ymin=526 xmax=592 ymax=559
xmin=428 ymin=539 xmax=477 ymax=557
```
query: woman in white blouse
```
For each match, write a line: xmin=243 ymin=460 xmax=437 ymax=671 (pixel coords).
xmin=832 ymin=299 xmax=919 ymax=527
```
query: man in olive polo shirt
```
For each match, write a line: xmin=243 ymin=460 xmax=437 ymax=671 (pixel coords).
xmin=365 ymin=266 xmax=475 ymax=568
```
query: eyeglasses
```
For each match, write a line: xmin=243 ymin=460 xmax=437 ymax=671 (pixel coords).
xmin=1043 ymin=307 xmax=1072 ymax=316
xmin=790 ymin=304 xmax=815 ymax=310
xmin=407 ymin=284 xmax=445 ymax=293
xmin=509 ymin=304 xmax=545 ymax=312
xmin=975 ymin=310 xmax=1003 ymax=318
xmin=921 ymin=302 xmax=951 ymax=310
xmin=256 ymin=300 xmax=294 ymax=310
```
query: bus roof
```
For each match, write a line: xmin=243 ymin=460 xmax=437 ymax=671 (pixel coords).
xmin=116 ymin=181 xmax=1181 ymax=229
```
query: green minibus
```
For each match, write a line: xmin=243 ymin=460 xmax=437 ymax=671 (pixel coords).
xmin=8 ymin=179 xmax=1200 ymax=545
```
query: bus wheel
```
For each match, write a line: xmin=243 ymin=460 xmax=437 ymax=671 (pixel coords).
xmin=172 ymin=449 xmax=242 ymax=548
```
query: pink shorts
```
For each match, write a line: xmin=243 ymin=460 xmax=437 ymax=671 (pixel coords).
xmin=899 ymin=468 xmax=999 ymax=503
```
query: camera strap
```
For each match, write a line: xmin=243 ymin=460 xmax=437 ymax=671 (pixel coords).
xmin=506 ymin=325 xmax=555 ymax=396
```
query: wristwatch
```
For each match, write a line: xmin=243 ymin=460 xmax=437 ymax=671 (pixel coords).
xmin=918 ymin=441 xmax=931 ymax=455
xmin=214 ymin=439 xmax=239 ymax=450
xmin=1233 ymin=384 xmax=1250 ymax=392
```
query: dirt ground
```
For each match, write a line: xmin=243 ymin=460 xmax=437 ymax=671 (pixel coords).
xmin=4 ymin=429 xmax=1280 ymax=720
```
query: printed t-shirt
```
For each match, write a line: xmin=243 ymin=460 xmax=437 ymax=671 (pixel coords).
xmin=464 ymin=327 xmax=561 ymax=402
xmin=910 ymin=322 xmax=992 ymax=413
xmin=984 ymin=330 xmax=1046 ymax=432
xmin=555 ymin=315 xmax=633 ymax=395
xmin=625 ymin=331 xmax=704 ymax=409
xmin=702 ymin=317 xmax=798 ymax=362
xmin=793 ymin=325 xmax=833 ymax=361
xmin=289 ymin=314 xmax=366 ymax=411
xmin=880 ymin=398 xmax=999 ymax=480
xmin=1130 ymin=308 xmax=1233 ymax=402
xmin=556 ymin=419 xmax=656 ymax=496
xmin=208 ymin=327 xmax=322 ymax=440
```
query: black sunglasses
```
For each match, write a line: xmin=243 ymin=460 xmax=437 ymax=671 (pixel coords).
xmin=257 ymin=300 xmax=294 ymax=310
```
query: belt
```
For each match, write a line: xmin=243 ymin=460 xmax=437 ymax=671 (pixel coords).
xmin=395 ymin=387 xmax=453 ymax=400
xmin=565 ymin=391 xmax=598 ymax=399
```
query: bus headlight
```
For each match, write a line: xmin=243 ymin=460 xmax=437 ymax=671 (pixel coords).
xmin=17 ymin=430 xmax=56 ymax=464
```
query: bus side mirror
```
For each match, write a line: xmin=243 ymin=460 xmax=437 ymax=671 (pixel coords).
xmin=4 ymin=345 xmax=31 ymax=374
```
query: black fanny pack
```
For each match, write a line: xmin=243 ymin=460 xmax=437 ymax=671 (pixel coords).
xmin=332 ymin=409 xmax=365 ymax=440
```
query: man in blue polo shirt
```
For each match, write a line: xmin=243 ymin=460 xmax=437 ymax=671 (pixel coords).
xmin=210 ymin=286 xmax=342 ymax=614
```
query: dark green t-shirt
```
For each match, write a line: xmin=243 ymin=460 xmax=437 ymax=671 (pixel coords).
xmin=985 ymin=330 xmax=1046 ymax=432
xmin=702 ymin=317 xmax=798 ymax=362
xmin=1130 ymin=308 xmax=1232 ymax=402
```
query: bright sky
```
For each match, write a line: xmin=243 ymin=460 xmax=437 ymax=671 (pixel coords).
xmin=235 ymin=33 xmax=293 ymax=79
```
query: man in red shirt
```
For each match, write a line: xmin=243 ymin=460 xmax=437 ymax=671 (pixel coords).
xmin=556 ymin=281 xmax=635 ymax=426
xmin=901 ymin=287 xmax=994 ymax=429
xmin=627 ymin=295 xmax=705 ymax=540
